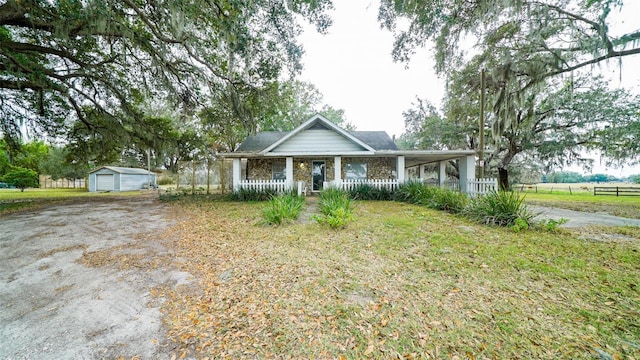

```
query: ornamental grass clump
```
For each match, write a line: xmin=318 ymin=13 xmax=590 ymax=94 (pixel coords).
xmin=348 ymin=183 xmax=394 ymax=200
xmin=228 ymin=187 xmax=279 ymax=202
xmin=262 ymin=193 xmax=305 ymax=225
xmin=314 ymin=188 xmax=354 ymax=228
xmin=465 ymin=190 xmax=535 ymax=227
xmin=423 ymin=187 xmax=469 ymax=214
xmin=393 ymin=180 xmax=429 ymax=204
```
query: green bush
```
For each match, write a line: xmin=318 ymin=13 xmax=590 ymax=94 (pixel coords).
xmin=262 ymin=193 xmax=305 ymax=225
xmin=157 ymin=177 xmax=175 ymax=185
xmin=424 ymin=187 xmax=469 ymax=214
xmin=314 ymin=188 xmax=354 ymax=228
xmin=348 ymin=184 xmax=394 ymax=200
xmin=228 ymin=187 xmax=280 ymax=201
xmin=465 ymin=191 xmax=534 ymax=227
xmin=393 ymin=182 xmax=467 ymax=214
xmin=393 ymin=180 xmax=429 ymax=204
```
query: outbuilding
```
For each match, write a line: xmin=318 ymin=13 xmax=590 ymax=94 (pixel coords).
xmin=88 ymin=166 xmax=157 ymax=192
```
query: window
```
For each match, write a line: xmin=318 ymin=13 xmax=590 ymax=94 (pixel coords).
xmin=272 ymin=162 xmax=286 ymax=180
xmin=346 ymin=162 xmax=367 ymax=180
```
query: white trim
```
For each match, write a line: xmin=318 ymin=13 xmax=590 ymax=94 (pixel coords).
xmin=438 ymin=161 xmax=447 ymax=188
xmin=260 ymin=114 xmax=376 ymax=154
xmin=286 ymin=157 xmax=294 ymax=188
xmin=232 ymin=158 xmax=241 ymax=192
xmin=262 ymin=151 xmax=374 ymax=157
xmin=334 ymin=156 xmax=342 ymax=188
xmin=397 ymin=156 xmax=405 ymax=183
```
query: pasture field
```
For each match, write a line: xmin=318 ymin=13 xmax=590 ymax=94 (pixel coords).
xmin=517 ymin=183 xmax=640 ymax=219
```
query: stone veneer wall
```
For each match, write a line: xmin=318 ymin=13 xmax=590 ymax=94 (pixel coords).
xmin=247 ymin=158 xmax=336 ymax=183
xmin=342 ymin=157 xmax=394 ymax=179
xmin=246 ymin=157 xmax=395 ymax=181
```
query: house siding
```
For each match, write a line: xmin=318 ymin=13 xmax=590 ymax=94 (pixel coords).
xmin=271 ymin=130 xmax=365 ymax=153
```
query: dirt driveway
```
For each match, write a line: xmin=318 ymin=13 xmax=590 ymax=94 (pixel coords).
xmin=0 ymin=195 xmax=192 ymax=359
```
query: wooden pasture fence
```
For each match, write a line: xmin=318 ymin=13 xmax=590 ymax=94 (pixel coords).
xmin=594 ymin=186 xmax=640 ymax=196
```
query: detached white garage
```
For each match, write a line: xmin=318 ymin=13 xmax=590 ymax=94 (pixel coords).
xmin=89 ymin=166 xmax=157 ymax=192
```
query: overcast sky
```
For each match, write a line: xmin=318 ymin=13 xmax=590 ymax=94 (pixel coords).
xmin=297 ymin=1 xmax=640 ymax=176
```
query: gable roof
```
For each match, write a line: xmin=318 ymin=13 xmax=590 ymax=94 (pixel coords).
xmin=232 ymin=114 xmax=398 ymax=154
xmin=89 ymin=166 xmax=155 ymax=175
xmin=261 ymin=114 xmax=376 ymax=153
xmin=349 ymin=131 xmax=398 ymax=151
xmin=235 ymin=131 xmax=287 ymax=152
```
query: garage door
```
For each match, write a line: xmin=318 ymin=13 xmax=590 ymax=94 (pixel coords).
xmin=96 ymin=174 xmax=114 ymax=191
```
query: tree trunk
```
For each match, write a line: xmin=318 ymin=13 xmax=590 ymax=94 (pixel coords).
xmin=498 ymin=168 xmax=510 ymax=191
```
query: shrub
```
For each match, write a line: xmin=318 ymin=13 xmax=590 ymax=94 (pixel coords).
xmin=465 ymin=191 xmax=535 ymax=227
xmin=314 ymin=188 xmax=354 ymax=228
xmin=393 ymin=180 xmax=429 ymax=204
xmin=157 ymin=177 xmax=175 ymax=185
xmin=348 ymin=184 xmax=394 ymax=200
xmin=424 ymin=187 xmax=469 ymax=214
xmin=228 ymin=187 xmax=280 ymax=201
xmin=394 ymin=182 xmax=467 ymax=214
xmin=262 ymin=193 xmax=305 ymax=225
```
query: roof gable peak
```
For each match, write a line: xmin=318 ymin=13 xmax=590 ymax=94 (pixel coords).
xmin=261 ymin=114 xmax=375 ymax=154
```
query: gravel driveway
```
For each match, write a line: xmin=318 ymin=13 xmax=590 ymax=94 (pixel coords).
xmin=531 ymin=205 xmax=640 ymax=228
xmin=0 ymin=195 xmax=192 ymax=359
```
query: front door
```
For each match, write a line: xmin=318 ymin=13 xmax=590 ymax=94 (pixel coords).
xmin=312 ymin=160 xmax=325 ymax=192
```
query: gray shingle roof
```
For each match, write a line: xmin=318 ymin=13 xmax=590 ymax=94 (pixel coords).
xmin=235 ymin=131 xmax=288 ymax=152
xmin=235 ymin=130 xmax=397 ymax=152
xmin=349 ymin=131 xmax=398 ymax=151
xmin=90 ymin=166 xmax=155 ymax=175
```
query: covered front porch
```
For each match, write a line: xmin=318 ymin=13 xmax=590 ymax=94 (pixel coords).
xmin=228 ymin=150 xmax=497 ymax=196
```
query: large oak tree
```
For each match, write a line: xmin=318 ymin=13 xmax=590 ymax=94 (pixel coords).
xmin=0 ymin=0 xmax=333 ymax=149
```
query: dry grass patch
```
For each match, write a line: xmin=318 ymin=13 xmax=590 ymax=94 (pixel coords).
xmin=161 ymin=200 xmax=640 ymax=359
xmin=38 ymin=244 xmax=88 ymax=259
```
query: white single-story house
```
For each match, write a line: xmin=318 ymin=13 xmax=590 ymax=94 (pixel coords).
xmin=222 ymin=114 xmax=497 ymax=195
xmin=88 ymin=166 xmax=157 ymax=192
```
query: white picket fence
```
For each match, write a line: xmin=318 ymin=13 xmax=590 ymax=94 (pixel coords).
xmin=335 ymin=179 xmax=400 ymax=191
xmin=467 ymin=178 xmax=498 ymax=196
xmin=238 ymin=179 xmax=290 ymax=192
xmin=419 ymin=179 xmax=460 ymax=191
xmin=238 ymin=178 xmax=497 ymax=196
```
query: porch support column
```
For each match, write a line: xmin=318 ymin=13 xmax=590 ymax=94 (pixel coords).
xmin=458 ymin=155 xmax=475 ymax=194
xmin=438 ymin=161 xmax=447 ymax=188
xmin=232 ymin=158 xmax=241 ymax=192
xmin=420 ymin=164 xmax=427 ymax=181
xmin=286 ymin=157 xmax=294 ymax=190
xmin=334 ymin=156 xmax=342 ymax=188
xmin=397 ymin=156 xmax=405 ymax=184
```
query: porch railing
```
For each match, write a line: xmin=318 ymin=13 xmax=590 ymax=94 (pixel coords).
xmin=238 ymin=179 xmax=290 ymax=192
xmin=467 ymin=178 xmax=498 ymax=196
xmin=417 ymin=179 xmax=460 ymax=191
xmin=332 ymin=179 xmax=400 ymax=191
xmin=238 ymin=178 xmax=497 ymax=197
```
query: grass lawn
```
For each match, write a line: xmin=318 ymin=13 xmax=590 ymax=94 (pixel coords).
xmin=522 ymin=192 xmax=640 ymax=219
xmin=0 ymin=188 xmax=156 ymax=214
xmin=160 ymin=198 xmax=640 ymax=359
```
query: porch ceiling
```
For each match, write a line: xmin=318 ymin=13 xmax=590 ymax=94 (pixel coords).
xmin=222 ymin=149 xmax=477 ymax=168
xmin=378 ymin=150 xmax=477 ymax=168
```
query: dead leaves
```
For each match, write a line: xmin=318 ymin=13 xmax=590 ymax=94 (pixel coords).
xmin=157 ymin=200 xmax=640 ymax=359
